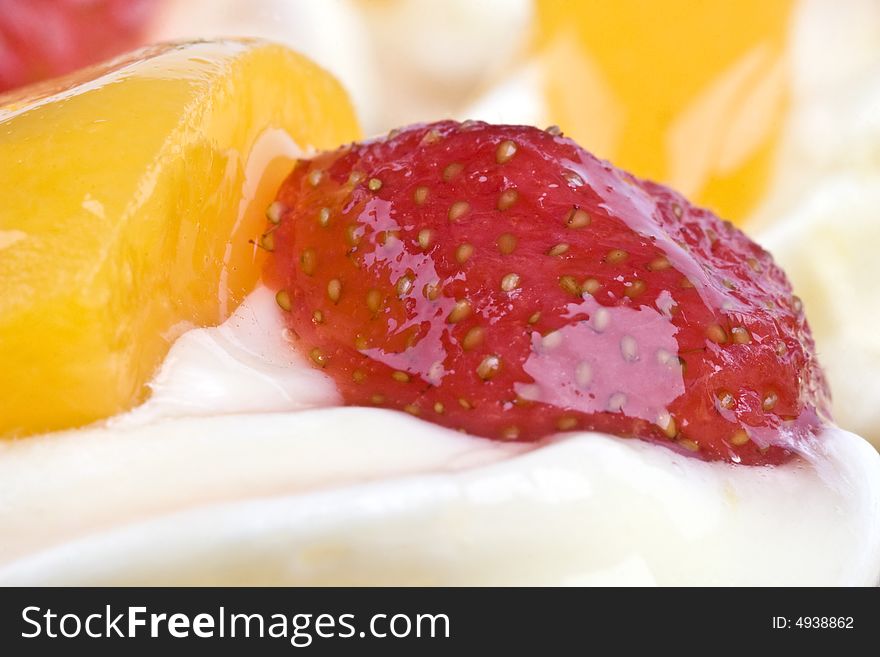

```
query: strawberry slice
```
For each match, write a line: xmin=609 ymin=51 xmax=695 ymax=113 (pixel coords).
xmin=264 ymin=121 xmax=830 ymax=465
xmin=0 ymin=0 xmax=156 ymax=94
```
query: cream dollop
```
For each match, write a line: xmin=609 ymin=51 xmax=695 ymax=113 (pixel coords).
xmin=0 ymin=286 xmax=878 ymax=585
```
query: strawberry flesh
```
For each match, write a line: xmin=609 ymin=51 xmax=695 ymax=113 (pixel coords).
xmin=264 ymin=121 xmax=830 ymax=465
xmin=0 ymin=0 xmax=155 ymax=93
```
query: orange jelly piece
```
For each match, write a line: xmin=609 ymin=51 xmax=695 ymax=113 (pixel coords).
xmin=0 ymin=40 xmax=360 ymax=437
xmin=534 ymin=0 xmax=794 ymax=222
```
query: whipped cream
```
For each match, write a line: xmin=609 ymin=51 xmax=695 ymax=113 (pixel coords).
xmin=1 ymin=286 xmax=878 ymax=585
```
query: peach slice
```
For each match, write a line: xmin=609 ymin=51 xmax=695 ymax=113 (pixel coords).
xmin=534 ymin=0 xmax=793 ymax=221
xmin=0 ymin=40 xmax=360 ymax=437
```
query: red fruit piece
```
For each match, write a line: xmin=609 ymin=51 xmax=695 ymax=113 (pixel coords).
xmin=264 ymin=121 xmax=830 ymax=465
xmin=0 ymin=0 xmax=156 ymax=93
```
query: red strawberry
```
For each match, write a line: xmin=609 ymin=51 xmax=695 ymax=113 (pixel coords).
xmin=264 ymin=120 xmax=830 ymax=465
xmin=0 ymin=0 xmax=156 ymax=93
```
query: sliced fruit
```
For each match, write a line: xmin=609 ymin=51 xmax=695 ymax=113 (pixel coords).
xmin=0 ymin=0 xmax=157 ymax=93
xmin=266 ymin=121 xmax=829 ymax=465
xmin=533 ymin=0 xmax=793 ymax=222
xmin=0 ymin=39 xmax=360 ymax=437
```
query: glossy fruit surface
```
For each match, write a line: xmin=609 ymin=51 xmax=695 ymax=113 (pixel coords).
xmin=267 ymin=121 xmax=828 ymax=465
xmin=0 ymin=39 xmax=360 ymax=437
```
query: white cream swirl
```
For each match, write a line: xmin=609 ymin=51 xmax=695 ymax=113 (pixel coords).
xmin=0 ymin=287 xmax=877 ymax=585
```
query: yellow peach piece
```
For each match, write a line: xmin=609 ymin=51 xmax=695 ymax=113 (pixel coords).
xmin=534 ymin=0 xmax=793 ymax=222
xmin=0 ymin=40 xmax=360 ymax=437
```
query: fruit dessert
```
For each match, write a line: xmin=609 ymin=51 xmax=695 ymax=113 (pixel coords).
xmin=0 ymin=39 xmax=359 ymax=437
xmin=265 ymin=120 xmax=825 ymax=465
xmin=151 ymin=0 xmax=880 ymax=449
xmin=155 ymin=0 xmax=791 ymax=221
xmin=0 ymin=43 xmax=878 ymax=586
